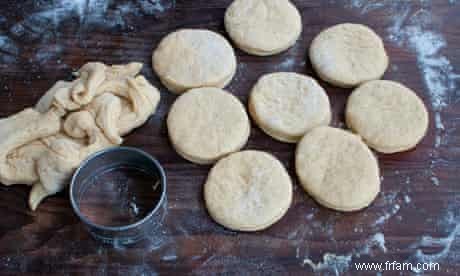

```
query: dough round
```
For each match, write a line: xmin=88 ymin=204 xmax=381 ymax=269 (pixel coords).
xmin=204 ymin=150 xmax=292 ymax=231
xmin=249 ymin=72 xmax=331 ymax=143
xmin=346 ymin=80 xmax=429 ymax=153
xmin=296 ymin=127 xmax=380 ymax=211
xmin=167 ymin=87 xmax=250 ymax=164
xmin=152 ymin=29 xmax=237 ymax=93
xmin=309 ymin=23 xmax=389 ymax=88
xmin=225 ymin=0 xmax=302 ymax=56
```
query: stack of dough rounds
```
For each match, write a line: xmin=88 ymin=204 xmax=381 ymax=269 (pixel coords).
xmin=296 ymin=127 xmax=380 ymax=211
xmin=249 ymin=72 xmax=331 ymax=143
xmin=309 ymin=23 xmax=389 ymax=88
xmin=204 ymin=150 xmax=292 ymax=231
xmin=167 ymin=87 xmax=250 ymax=164
xmin=152 ymin=29 xmax=237 ymax=93
xmin=346 ymin=80 xmax=429 ymax=154
xmin=225 ymin=0 xmax=302 ymax=56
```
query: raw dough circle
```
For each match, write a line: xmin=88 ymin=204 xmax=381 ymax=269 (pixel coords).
xmin=249 ymin=72 xmax=331 ymax=143
xmin=167 ymin=87 xmax=250 ymax=164
xmin=346 ymin=80 xmax=429 ymax=153
xmin=152 ymin=29 xmax=237 ymax=93
xmin=296 ymin=127 xmax=380 ymax=211
xmin=225 ymin=0 xmax=302 ymax=56
xmin=204 ymin=150 xmax=292 ymax=231
xmin=309 ymin=23 xmax=389 ymax=88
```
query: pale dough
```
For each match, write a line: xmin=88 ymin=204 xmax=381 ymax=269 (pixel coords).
xmin=204 ymin=150 xmax=292 ymax=231
xmin=152 ymin=29 xmax=237 ymax=93
xmin=296 ymin=127 xmax=380 ymax=211
xmin=0 ymin=62 xmax=161 ymax=210
xmin=225 ymin=0 xmax=302 ymax=56
xmin=167 ymin=87 xmax=250 ymax=164
xmin=309 ymin=23 xmax=389 ymax=88
xmin=249 ymin=72 xmax=331 ymax=143
xmin=346 ymin=80 xmax=429 ymax=154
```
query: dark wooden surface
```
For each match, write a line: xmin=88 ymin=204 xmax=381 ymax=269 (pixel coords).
xmin=0 ymin=0 xmax=459 ymax=275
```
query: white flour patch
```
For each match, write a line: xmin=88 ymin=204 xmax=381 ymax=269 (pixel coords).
xmin=302 ymin=233 xmax=387 ymax=274
xmin=404 ymin=195 xmax=412 ymax=204
xmin=303 ymin=253 xmax=352 ymax=274
xmin=408 ymin=210 xmax=460 ymax=266
xmin=372 ymin=192 xmax=401 ymax=227
xmin=276 ymin=57 xmax=296 ymax=71
xmin=373 ymin=204 xmax=400 ymax=227
xmin=3 ymin=0 xmax=174 ymax=65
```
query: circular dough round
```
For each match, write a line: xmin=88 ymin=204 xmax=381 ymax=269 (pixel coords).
xmin=204 ymin=150 xmax=292 ymax=231
xmin=346 ymin=80 xmax=429 ymax=153
xmin=249 ymin=72 xmax=331 ymax=143
xmin=309 ymin=23 xmax=389 ymax=88
xmin=225 ymin=0 xmax=302 ymax=56
xmin=296 ymin=126 xmax=380 ymax=211
xmin=153 ymin=29 xmax=237 ymax=93
xmin=167 ymin=87 xmax=250 ymax=164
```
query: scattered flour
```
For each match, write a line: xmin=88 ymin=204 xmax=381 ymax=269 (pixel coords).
xmin=276 ymin=57 xmax=296 ymax=71
xmin=373 ymin=204 xmax=401 ymax=227
xmin=303 ymin=253 xmax=352 ymax=275
xmin=302 ymin=232 xmax=387 ymax=274
xmin=0 ymin=0 xmax=174 ymax=65
xmin=372 ymin=192 xmax=401 ymax=227
xmin=404 ymin=195 xmax=412 ymax=204
xmin=408 ymin=210 xmax=460 ymax=266
xmin=430 ymin=176 xmax=440 ymax=186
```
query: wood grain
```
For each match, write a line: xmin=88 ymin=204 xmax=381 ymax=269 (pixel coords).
xmin=0 ymin=0 xmax=459 ymax=275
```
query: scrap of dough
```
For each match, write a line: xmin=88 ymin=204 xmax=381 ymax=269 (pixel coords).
xmin=0 ymin=62 xmax=161 ymax=210
xmin=309 ymin=23 xmax=389 ymax=88
xmin=295 ymin=127 xmax=380 ymax=212
xmin=167 ymin=87 xmax=250 ymax=164
xmin=225 ymin=0 xmax=302 ymax=56
xmin=204 ymin=150 xmax=293 ymax=231
xmin=346 ymin=80 xmax=429 ymax=153
xmin=152 ymin=29 xmax=237 ymax=94
xmin=249 ymin=72 xmax=331 ymax=143
xmin=0 ymin=109 xmax=61 ymax=185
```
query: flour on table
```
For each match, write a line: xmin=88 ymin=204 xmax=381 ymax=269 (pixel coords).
xmin=302 ymin=233 xmax=387 ymax=274
xmin=0 ymin=0 xmax=174 ymax=65
xmin=408 ymin=209 xmax=460 ymax=266
xmin=371 ymin=192 xmax=402 ymax=227
xmin=276 ymin=57 xmax=296 ymax=71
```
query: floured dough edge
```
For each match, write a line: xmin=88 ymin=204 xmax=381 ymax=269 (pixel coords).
xmin=170 ymin=121 xmax=250 ymax=165
xmin=248 ymin=98 xmax=331 ymax=143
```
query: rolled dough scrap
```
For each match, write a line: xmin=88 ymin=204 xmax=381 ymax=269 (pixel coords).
xmin=225 ymin=0 xmax=302 ymax=56
xmin=167 ymin=87 xmax=250 ymax=164
xmin=204 ymin=150 xmax=292 ymax=231
xmin=296 ymin=126 xmax=380 ymax=211
xmin=309 ymin=23 xmax=389 ymax=88
xmin=0 ymin=62 xmax=161 ymax=210
xmin=346 ymin=80 xmax=429 ymax=153
xmin=249 ymin=72 xmax=331 ymax=143
xmin=152 ymin=29 xmax=237 ymax=93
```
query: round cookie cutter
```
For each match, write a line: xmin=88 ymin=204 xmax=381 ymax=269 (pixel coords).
xmin=69 ymin=147 xmax=167 ymax=245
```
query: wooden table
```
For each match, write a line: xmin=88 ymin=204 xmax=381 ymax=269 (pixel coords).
xmin=0 ymin=1 xmax=459 ymax=275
